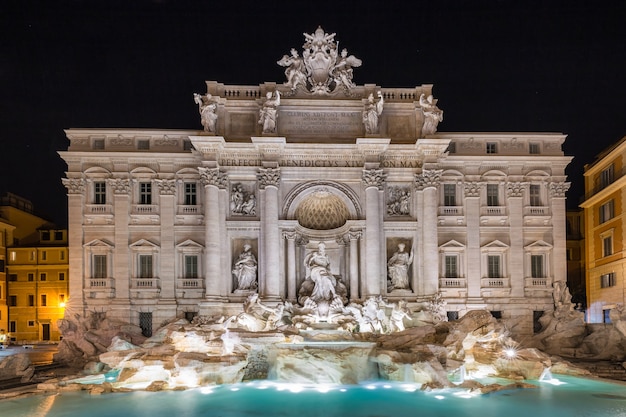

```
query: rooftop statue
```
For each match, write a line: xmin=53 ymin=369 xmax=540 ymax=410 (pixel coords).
xmin=277 ymin=27 xmax=361 ymax=95
xmin=258 ymin=90 xmax=281 ymax=134
xmin=419 ymin=93 xmax=443 ymax=135
xmin=193 ymin=93 xmax=218 ymax=133
xmin=362 ymin=91 xmax=384 ymax=134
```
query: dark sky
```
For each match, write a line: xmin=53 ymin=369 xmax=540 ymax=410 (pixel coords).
xmin=2 ymin=0 xmax=625 ymax=226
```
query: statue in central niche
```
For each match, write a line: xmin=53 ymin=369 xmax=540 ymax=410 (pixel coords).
xmin=298 ymin=242 xmax=347 ymax=317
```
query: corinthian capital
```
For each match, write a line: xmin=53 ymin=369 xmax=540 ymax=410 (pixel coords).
xmin=62 ymin=178 xmax=85 ymax=194
xmin=257 ymin=167 xmax=281 ymax=189
xmin=414 ymin=169 xmax=442 ymax=190
xmin=549 ymin=181 xmax=570 ymax=198
xmin=362 ymin=169 xmax=386 ymax=189
xmin=107 ymin=178 xmax=131 ymax=194
xmin=155 ymin=179 xmax=177 ymax=195
xmin=199 ymin=167 xmax=227 ymax=188
xmin=506 ymin=181 xmax=526 ymax=198
xmin=463 ymin=181 xmax=482 ymax=197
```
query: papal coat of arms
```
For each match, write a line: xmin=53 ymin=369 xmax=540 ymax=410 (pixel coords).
xmin=277 ymin=26 xmax=362 ymax=95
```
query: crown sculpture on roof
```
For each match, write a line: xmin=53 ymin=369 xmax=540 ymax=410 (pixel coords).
xmin=277 ymin=26 xmax=362 ymax=95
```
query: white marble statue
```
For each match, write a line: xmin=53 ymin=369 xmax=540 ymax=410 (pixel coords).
xmin=419 ymin=93 xmax=443 ymax=135
xmin=360 ymin=296 xmax=387 ymax=333
xmin=277 ymin=27 xmax=361 ymax=95
xmin=232 ymin=244 xmax=257 ymax=291
xmin=305 ymin=242 xmax=337 ymax=302
xmin=193 ymin=93 xmax=218 ymax=133
xmin=387 ymin=187 xmax=411 ymax=216
xmin=298 ymin=242 xmax=347 ymax=316
xmin=387 ymin=300 xmax=412 ymax=332
xmin=259 ymin=90 xmax=280 ymax=134
xmin=387 ymin=243 xmax=414 ymax=290
xmin=277 ymin=48 xmax=307 ymax=91
xmin=230 ymin=184 xmax=256 ymax=216
xmin=332 ymin=48 xmax=362 ymax=90
xmin=362 ymin=91 xmax=384 ymax=134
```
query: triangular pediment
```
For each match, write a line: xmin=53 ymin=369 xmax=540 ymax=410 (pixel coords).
xmin=176 ymin=239 xmax=203 ymax=249
xmin=524 ymin=240 xmax=553 ymax=250
xmin=129 ymin=239 xmax=159 ymax=248
xmin=439 ymin=240 xmax=465 ymax=249
xmin=83 ymin=239 xmax=114 ymax=248
xmin=482 ymin=240 xmax=509 ymax=249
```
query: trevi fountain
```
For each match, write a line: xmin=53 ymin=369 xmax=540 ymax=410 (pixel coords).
xmin=4 ymin=27 xmax=626 ymax=417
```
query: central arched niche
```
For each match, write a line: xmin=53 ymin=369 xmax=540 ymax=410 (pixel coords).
xmin=282 ymin=181 xmax=361 ymax=229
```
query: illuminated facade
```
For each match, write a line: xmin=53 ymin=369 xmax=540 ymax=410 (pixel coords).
xmin=60 ymin=28 xmax=572 ymax=339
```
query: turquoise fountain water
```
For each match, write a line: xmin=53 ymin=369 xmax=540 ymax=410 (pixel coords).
xmin=4 ymin=375 xmax=626 ymax=417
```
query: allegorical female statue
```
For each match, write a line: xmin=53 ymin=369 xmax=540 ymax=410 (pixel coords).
xmin=232 ymin=244 xmax=257 ymax=291
xmin=387 ymin=243 xmax=414 ymax=290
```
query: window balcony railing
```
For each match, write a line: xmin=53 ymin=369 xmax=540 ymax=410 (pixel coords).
xmin=132 ymin=204 xmax=159 ymax=215
xmin=85 ymin=204 xmax=113 ymax=214
xmin=131 ymin=278 xmax=160 ymax=289
xmin=439 ymin=278 xmax=466 ymax=288
xmin=177 ymin=278 xmax=204 ymax=289
xmin=523 ymin=206 xmax=550 ymax=216
xmin=481 ymin=277 xmax=509 ymax=288
xmin=438 ymin=206 xmax=464 ymax=216
xmin=481 ymin=206 xmax=506 ymax=216
xmin=178 ymin=205 xmax=201 ymax=215
xmin=525 ymin=277 xmax=550 ymax=287
xmin=87 ymin=277 xmax=114 ymax=288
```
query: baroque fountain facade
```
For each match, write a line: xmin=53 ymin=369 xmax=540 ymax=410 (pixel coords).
xmin=53 ymin=27 xmax=593 ymax=390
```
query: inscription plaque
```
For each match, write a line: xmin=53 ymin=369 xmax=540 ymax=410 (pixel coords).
xmin=279 ymin=110 xmax=362 ymax=136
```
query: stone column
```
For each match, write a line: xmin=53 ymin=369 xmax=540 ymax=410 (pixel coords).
xmin=464 ymin=182 xmax=483 ymax=300
xmin=155 ymin=180 xmax=176 ymax=300
xmin=109 ymin=178 xmax=132 ymax=322
xmin=199 ymin=167 xmax=227 ymax=301
xmin=62 ymin=178 xmax=86 ymax=315
xmin=347 ymin=230 xmax=362 ymax=301
xmin=362 ymin=169 xmax=386 ymax=297
xmin=258 ymin=167 xmax=281 ymax=300
xmin=549 ymin=182 xmax=570 ymax=288
xmin=283 ymin=230 xmax=297 ymax=302
xmin=414 ymin=170 xmax=442 ymax=296
xmin=507 ymin=182 xmax=526 ymax=298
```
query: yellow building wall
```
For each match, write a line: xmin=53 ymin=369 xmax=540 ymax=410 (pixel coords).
xmin=583 ymin=139 xmax=626 ymax=323
xmin=7 ymin=246 xmax=68 ymax=342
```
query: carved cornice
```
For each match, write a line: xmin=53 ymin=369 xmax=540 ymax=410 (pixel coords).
xmin=62 ymin=178 xmax=85 ymax=194
xmin=463 ymin=181 xmax=483 ymax=197
xmin=107 ymin=178 xmax=131 ymax=194
xmin=257 ymin=167 xmax=281 ymax=189
xmin=362 ymin=169 xmax=386 ymax=189
xmin=549 ymin=181 xmax=570 ymax=198
xmin=506 ymin=181 xmax=527 ymax=198
xmin=414 ymin=169 xmax=442 ymax=190
xmin=199 ymin=167 xmax=228 ymax=189
xmin=155 ymin=179 xmax=176 ymax=195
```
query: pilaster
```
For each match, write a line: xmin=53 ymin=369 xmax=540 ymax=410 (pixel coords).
xmin=414 ymin=169 xmax=442 ymax=296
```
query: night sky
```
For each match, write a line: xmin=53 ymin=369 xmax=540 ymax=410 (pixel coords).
xmin=2 ymin=0 xmax=625 ymax=227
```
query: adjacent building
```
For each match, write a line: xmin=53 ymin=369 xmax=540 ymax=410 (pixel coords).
xmin=1 ymin=193 xmax=69 ymax=342
xmin=580 ymin=136 xmax=626 ymax=323
xmin=60 ymin=28 xmax=572 ymax=339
